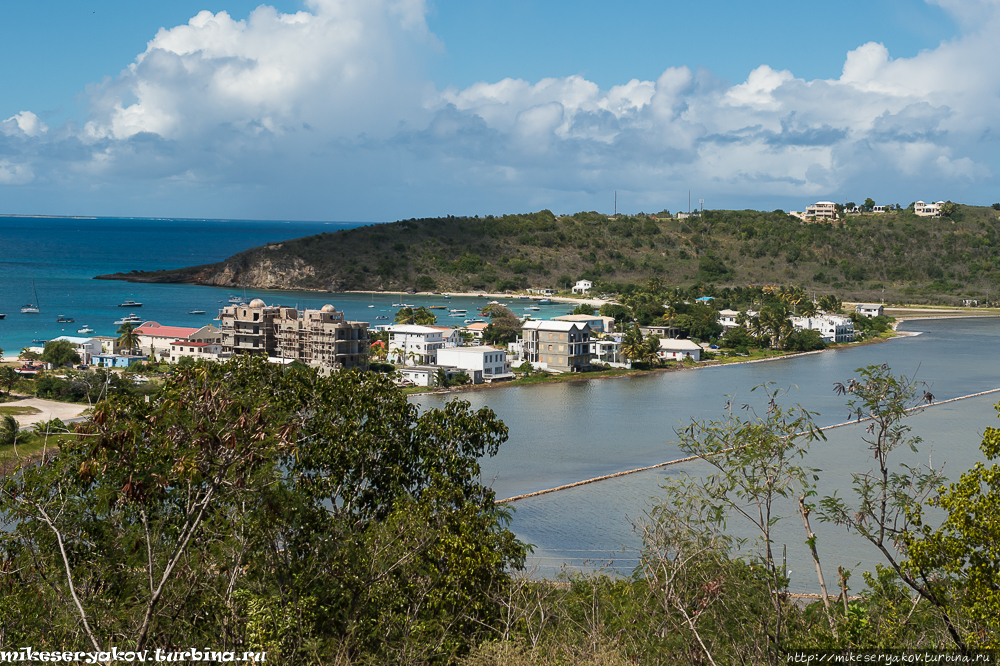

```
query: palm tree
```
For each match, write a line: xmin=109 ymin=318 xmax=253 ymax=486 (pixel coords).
xmin=797 ymin=300 xmax=818 ymax=318
xmin=406 ymin=349 xmax=420 ymax=366
xmin=621 ymin=325 xmax=647 ymax=365
xmin=117 ymin=323 xmax=140 ymax=355
xmin=392 ymin=347 xmax=406 ymax=365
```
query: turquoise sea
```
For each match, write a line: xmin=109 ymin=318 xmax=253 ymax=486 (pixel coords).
xmin=4 ymin=215 xmax=1000 ymax=591
xmin=0 ymin=215 xmax=576 ymax=352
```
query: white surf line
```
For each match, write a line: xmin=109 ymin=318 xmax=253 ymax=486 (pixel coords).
xmin=496 ymin=386 xmax=1000 ymax=504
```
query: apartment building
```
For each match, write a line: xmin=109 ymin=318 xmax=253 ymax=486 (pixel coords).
xmin=275 ymin=304 xmax=369 ymax=371
xmin=386 ymin=324 xmax=446 ymax=365
xmin=218 ymin=299 xmax=281 ymax=356
xmin=436 ymin=346 xmax=512 ymax=383
xmin=519 ymin=320 xmax=591 ymax=372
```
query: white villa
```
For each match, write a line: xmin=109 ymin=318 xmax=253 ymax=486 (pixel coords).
xmin=168 ymin=340 xmax=226 ymax=364
xmin=386 ymin=324 xmax=446 ymax=365
xmin=855 ymin=303 xmax=884 ymax=319
xmin=914 ymin=201 xmax=944 ymax=217
xmin=571 ymin=280 xmax=593 ymax=294
xmin=436 ymin=346 xmax=512 ymax=383
xmin=718 ymin=309 xmax=740 ymax=330
xmin=791 ymin=315 xmax=855 ymax=343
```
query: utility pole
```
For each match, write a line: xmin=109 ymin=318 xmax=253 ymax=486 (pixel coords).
xmin=614 ymin=191 xmax=617 ymax=217
xmin=688 ymin=190 xmax=691 ymax=215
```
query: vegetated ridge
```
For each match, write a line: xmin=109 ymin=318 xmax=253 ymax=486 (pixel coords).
xmin=96 ymin=205 xmax=1000 ymax=304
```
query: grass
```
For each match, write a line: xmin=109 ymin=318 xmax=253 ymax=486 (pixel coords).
xmin=0 ymin=405 xmax=42 ymax=416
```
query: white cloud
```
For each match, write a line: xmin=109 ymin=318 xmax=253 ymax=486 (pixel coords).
xmin=4 ymin=0 xmax=1000 ymax=218
xmin=2 ymin=111 xmax=48 ymax=137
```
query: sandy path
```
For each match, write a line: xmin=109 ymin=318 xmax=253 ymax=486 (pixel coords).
xmin=7 ymin=398 xmax=90 ymax=428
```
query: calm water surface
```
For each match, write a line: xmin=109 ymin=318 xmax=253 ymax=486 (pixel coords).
xmin=4 ymin=216 xmax=997 ymax=591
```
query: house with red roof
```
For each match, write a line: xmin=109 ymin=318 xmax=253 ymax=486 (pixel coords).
xmin=135 ymin=321 xmax=222 ymax=360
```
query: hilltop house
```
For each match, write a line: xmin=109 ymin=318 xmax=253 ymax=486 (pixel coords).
xmin=571 ymin=280 xmax=593 ymax=294
xmin=914 ymin=201 xmax=944 ymax=217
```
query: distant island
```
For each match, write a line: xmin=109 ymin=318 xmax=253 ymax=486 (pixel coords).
xmin=95 ymin=205 xmax=1000 ymax=305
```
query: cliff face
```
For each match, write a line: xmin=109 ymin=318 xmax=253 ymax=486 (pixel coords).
xmin=95 ymin=206 xmax=1000 ymax=305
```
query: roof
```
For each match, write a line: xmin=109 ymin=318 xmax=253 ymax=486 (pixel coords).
xmin=521 ymin=320 xmax=589 ymax=332
xmin=462 ymin=322 xmax=489 ymax=331
xmin=718 ymin=309 xmax=739 ymax=316
xmin=51 ymin=336 xmax=96 ymax=344
xmin=552 ymin=314 xmax=606 ymax=322
xmin=659 ymin=339 xmax=702 ymax=351
xmin=439 ymin=345 xmax=503 ymax=355
xmin=137 ymin=322 xmax=199 ymax=338
xmin=387 ymin=325 xmax=443 ymax=334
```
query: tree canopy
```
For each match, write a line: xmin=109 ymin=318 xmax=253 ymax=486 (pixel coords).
xmin=41 ymin=340 xmax=81 ymax=367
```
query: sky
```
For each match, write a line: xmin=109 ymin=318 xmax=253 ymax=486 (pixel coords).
xmin=0 ymin=0 xmax=996 ymax=221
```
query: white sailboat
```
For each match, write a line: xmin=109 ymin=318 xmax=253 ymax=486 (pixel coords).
xmin=20 ymin=279 xmax=40 ymax=314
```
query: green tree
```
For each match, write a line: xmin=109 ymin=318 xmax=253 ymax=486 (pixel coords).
xmin=41 ymin=340 xmax=81 ymax=367
xmin=395 ymin=306 xmax=437 ymax=325
xmin=572 ymin=303 xmax=595 ymax=315
xmin=864 ymin=197 xmax=876 ymax=212
xmin=0 ymin=414 xmax=19 ymax=448
xmin=415 ymin=275 xmax=436 ymax=291
xmin=599 ymin=303 xmax=632 ymax=324
xmin=117 ymin=322 xmax=140 ymax=354
xmin=906 ymin=403 xmax=1000 ymax=649
xmin=0 ymin=365 xmax=18 ymax=396
xmin=818 ymin=294 xmax=842 ymax=313
xmin=482 ymin=304 xmax=521 ymax=346
xmin=0 ymin=357 xmax=526 ymax=661
xmin=621 ymin=325 xmax=647 ymax=365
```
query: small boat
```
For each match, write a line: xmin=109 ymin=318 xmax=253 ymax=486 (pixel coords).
xmin=118 ymin=300 xmax=143 ymax=308
xmin=429 ymin=305 xmax=447 ymax=309
xmin=114 ymin=313 xmax=144 ymax=325
xmin=525 ymin=306 xmax=541 ymax=311
xmin=537 ymin=298 xmax=552 ymax=304
xmin=392 ymin=303 xmax=404 ymax=308
xmin=443 ymin=295 xmax=451 ymax=299
xmin=32 ymin=339 xmax=48 ymax=345
xmin=77 ymin=326 xmax=95 ymax=334
xmin=449 ymin=309 xmax=467 ymax=314
xmin=0 ymin=314 xmax=6 ymax=319
xmin=464 ymin=318 xmax=486 ymax=324
xmin=188 ymin=310 xmax=206 ymax=315
xmin=57 ymin=315 xmax=75 ymax=323
xmin=21 ymin=279 xmax=40 ymax=314
xmin=375 ymin=315 xmax=389 ymax=320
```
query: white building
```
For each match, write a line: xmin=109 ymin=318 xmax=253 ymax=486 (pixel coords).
xmin=790 ymin=316 xmax=855 ymax=343
xmin=49 ymin=336 xmax=102 ymax=364
xmin=386 ymin=324 xmax=446 ymax=365
xmin=436 ymin=346 xmax=512 ymax=383
xmin=805 ymin=201 xmax=838 ymax=219
xmin=718 ymin=309 xmax=740 ymax=330
xmin=591 ymin=338 xmax=627 ymax=367
xmin=169 ymin=340 xmax=226 ymax=364
xmin=429 ymin=326 xmax=462 ymax=347
xmin=914 ymin=201 xmax=944 ymax=217
xmin=658 ymin=338 xmax=702 ymax=361
xmin=571 ymin=280 xmax=593 ymax=294
xmin=855 ymin=303 xmax=884 ymax=319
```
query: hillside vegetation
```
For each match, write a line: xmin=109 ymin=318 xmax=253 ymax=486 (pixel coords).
xmin=105 ymin=205 xmax=1000 ymax=304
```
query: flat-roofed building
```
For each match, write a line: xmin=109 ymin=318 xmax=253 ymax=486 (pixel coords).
xmin=386 ymin=324 xmax=446 ymax=366
xmin=218 ymin=299 xmax=281 ymax=356
xmin=855 ymin=303 xmax=884 ymax=319
xmin=274 ymin=304 xmax=369 ymax=371
xmin=914 ymin=201 xmax=944 ymax=217
xmin=436 ymin=345 xmax=512 ymax=383
xmin=805 ymin=201 xmax=838 ymax=219
xmin=519 ymin=320 xmax=591 ymax=372
xmin=791 ymin=316 xmax=855 ymax=343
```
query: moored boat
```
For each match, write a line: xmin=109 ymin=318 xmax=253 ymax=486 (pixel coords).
xmin=188 ymin=310 xmax=207 ymax=315
xmin=118 ymin=300 xmax=143 ymax=308
xmin=114 ymin=313 xmax=145 ymax=325
xmin=57 ymin=315 xmax=75 ymax=323
xmin=77 ymin=325 xmax=95 ymax=334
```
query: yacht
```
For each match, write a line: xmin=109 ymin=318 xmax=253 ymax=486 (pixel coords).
xmin=537 ymin=298 xmax=553 ymax=304
xmin=118 ymin=300 xmax=143 ymax=308
xmin=525 ymin=306 xmax=541 ymax=311
xmin=114 ymin=313 xmax=145 ymax=326
xmin=0 ymin=314 xmax=6 ymax=320
xmin=188 ymin=309 xmax=207 ymax=315
xmin=77 ymin=325 xmax=95 ymax=335
xmin=21 ymin=279 xmax=40 ymax=314
xmin=228 ymin=295 xmax=246 ymax=304
xmin=449 ymin=309 xmax=467 ymax=315
xmin=57 ymin=315 xmax=75 ymax=323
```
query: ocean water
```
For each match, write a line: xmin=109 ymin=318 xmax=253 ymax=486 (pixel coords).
xmin=0 ymin=216 xmax=577 ymax=351
xmin=4 ymin=215 xmax=999 ymax=592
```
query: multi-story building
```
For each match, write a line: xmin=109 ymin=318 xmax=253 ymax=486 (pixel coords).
xmin=790 ymin=316 xmax=855 ymax=343
xmin=275 ymin=304 xmax=369 ymax=371
xmin=386 ymin=324 xmax=446 ymax=365
xmin=805 ymin=201 xmax=838 ymax=219
xmin=218 ymin=299 xmax=281 ymax=356
xmin=519 ymin=320 xmax=591 ymax=372
xmin=914 ymin=201 xmax=944 ymax=217
xmin=135 ymin=321 xmax=222 ymax=357
xmin=855 ymin=303 xmax=884 ymax=319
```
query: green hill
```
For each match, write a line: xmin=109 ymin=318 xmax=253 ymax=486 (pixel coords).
xmin=99 ymin=205 xmax=1000 ymax=305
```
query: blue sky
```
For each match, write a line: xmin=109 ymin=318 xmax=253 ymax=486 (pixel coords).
xmin=0 ymin=0 xmax=994 ymax=220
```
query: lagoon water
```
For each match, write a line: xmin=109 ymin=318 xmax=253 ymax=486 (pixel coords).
xmin=4 ymin=215 xmax=1000 ymax=592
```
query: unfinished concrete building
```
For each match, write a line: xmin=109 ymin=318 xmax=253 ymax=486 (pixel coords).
xmin=218 ymin=299 xmax=281 ymax=356
xmin=275 ymin=304 xmax=369 ymax=371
